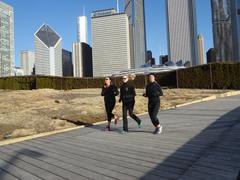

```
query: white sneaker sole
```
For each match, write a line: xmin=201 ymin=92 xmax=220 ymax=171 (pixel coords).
xmin=154 ymin=126 xmax=163 ymax=134
xmin=158 ymin=126 xmax=163 ymax=134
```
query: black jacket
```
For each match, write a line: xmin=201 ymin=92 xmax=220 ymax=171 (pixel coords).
xmin=119 ymin=82 xmax=136 ymax=104
xmin=101 ymin=84 xmax=119 ymax=102
xmin=145 ymin=82 xmax=163 ymax=100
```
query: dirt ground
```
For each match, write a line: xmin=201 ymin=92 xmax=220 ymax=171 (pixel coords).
xmin=0 ymin=88 xmax=231 ymax=141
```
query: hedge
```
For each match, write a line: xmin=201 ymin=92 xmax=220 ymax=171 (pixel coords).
xmin=0 ymin=76 xmax=36 ymax=90
xmin=156 ymin=71 xmax=177 ymax=88
xmin=176 ymin=63 xmax=240 ymax=89
xmin=211 ymin=63 xmax=240 ymax=89
xmin=87 ymin=78 xmax=105 ymax=88
xmin=0 ymin=63 xmax=240 ymax=90
xmin=177 ymin=64 xmax=212 ymax=89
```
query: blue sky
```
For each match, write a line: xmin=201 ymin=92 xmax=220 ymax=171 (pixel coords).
xmin=3 ymin=0 xmax=213 ymax=66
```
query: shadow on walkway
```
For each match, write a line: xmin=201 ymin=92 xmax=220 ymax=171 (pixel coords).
xmin=140 ymin=107 xmax=240 ymax=180
xmin=0 ymin=148 xmax=45 ymax=179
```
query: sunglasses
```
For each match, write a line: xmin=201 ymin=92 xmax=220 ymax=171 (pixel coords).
xmin=122 ymin=78 xmax=127 ymax=80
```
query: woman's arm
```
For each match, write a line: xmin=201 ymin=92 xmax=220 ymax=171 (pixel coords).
xmin=131 ymin=85 xmax=136 ymax=97
xmin=114 ymin=85 xmax=119 ymax=96
xmin=101 ymin=87 xmax=106 ymax=96
xmin=119 ymin=86 xmax=123 ymax=102
xmin=158 ymin=84 xmax=163 ymax=96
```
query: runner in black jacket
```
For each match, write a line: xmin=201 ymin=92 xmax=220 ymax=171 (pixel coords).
xmin=143 ymin=73 xmax=163 ymax=134
xmin=101 ymin=77 xmax=119 ymax=131
xmin=119 ymin=75 xmax=142 ymax=133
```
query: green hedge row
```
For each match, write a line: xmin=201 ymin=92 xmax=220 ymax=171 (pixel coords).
xmin=0 ymin=74 xmax=176 ymax=90
xmin=177 ymin=63 xmax=240 ymax=89
xmin=0 ymin=76 xmax=36 ymax=90
xmin=177 ymin=64 xmax=212 ymax=89
xmin=0 ymin=63 xmax=239 ymax=90
xmin=156 ymin=71 xmax=177 ymax=88
xmin=212 ymin=63 xmax=240 ymax=89
xmin=35 ymin=76 xmax=104 ymax=90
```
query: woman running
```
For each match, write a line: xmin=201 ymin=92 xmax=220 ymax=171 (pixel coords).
xmin=101 ymin=77 xmax=119 ymax=131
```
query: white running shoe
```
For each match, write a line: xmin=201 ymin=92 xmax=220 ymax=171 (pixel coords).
xmin=154 ymin=125 xmax=162 ymax=134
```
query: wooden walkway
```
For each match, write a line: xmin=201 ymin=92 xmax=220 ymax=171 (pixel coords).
xmin=0 ymin=95 xmax=240 ymax=180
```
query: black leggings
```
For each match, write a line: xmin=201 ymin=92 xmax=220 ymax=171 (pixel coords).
xmin=148 ymin=99 xmax=160 ymax=127
xmin=105 ymin=100 xmax=116 ymax=122
xmin=122 ymin=101 xmax=141 ymax=132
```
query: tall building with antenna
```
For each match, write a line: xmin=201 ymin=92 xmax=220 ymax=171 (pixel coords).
xmin=116 ymin=0 xmax=120 ymax=13
xmin=77 ymin=7 xmax=88 ymax=44
xmin=73 ymin=7 xmax=93 ymax=77
xmin=77 ymin=16 xmax=88 ymax=43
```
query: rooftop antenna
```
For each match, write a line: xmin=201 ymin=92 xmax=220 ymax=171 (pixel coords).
xmin=83 ymin=5 xmax=86 ymax=16
xmin=116 ymin=0 xmax=119 ymax=13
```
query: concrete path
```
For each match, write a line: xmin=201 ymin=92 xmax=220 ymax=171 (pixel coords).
xmin=0 ymin=95 xmax=240 ymax=180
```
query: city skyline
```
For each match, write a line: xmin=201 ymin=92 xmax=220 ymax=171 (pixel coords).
xmin=2 ymin=0 xmax=213 ymax=67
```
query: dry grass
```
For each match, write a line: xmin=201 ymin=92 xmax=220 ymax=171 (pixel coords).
xmin=0 ymin=88 xmax=230 ymax=140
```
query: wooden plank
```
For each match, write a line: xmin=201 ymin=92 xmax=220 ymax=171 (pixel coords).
xmin=0 ymin=168 xmax=19 ymax=180
xmin=19 ymin=140 xmax=184 ymax=178
xmin=0 ymin=151 xmax=65 ymax=180
xmin=0 ymin=146 xmax=137 ymax=180
xmin=0 ymin=95 xmax=240 ymax=180
xmin=0 ymin=148 xmax=89 ymax=180
xmin=18 ymin=140 xmax=183 ymax=179
xmin=0 ymin=158 xmax=42 ymax=180
xmin=35 ymin=137 xmax=192 ymax=171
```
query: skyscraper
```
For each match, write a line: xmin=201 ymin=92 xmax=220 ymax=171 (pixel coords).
xmin=73 ymin=42 xmax=93 ymax=77
xmin=207 ymin=48 xmax=217 ymax=63
xmin=125 ymin=0 xmax=147 ymax=68
xmin=160 ymin=55 xmax=168 ymax=65
xmin=0 ymin=1 xmax=14 ymax=77
xmin=77 ymin=16 xmax=88 ymax=43
xmin=34 ymin=24 xmax=62 ymax=76
xmin=166 ymin=0 xmax=199 ymax=66
xmin=211 ymin=0 xmax=240 ymax=62
xmin=197 ymin=34 xmax=205 ymax=65
xmin=62 ymin=49 xmax=73 ymax=77
xmin=146 ymin=50 xmax=155 ymax=66
xmin=73 ymin=14 xmax=92 ymax=77
xmin=20 ymin=51 xmax=35 ymax=75
xmin=72 ymin=43 xmax=82 ymax=77
xmin=91 ymin=9 xmax=131 ymax=77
